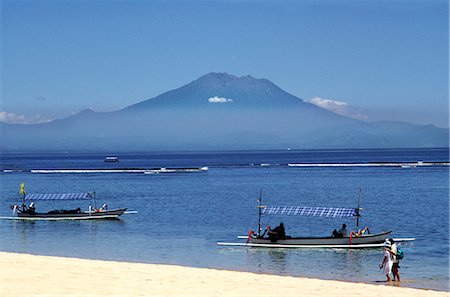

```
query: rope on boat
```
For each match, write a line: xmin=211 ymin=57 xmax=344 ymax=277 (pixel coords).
xmin=349 ymin=231 xmax=356 ymax=244
xmin=247 ymin=230 xmax=254 ymax=243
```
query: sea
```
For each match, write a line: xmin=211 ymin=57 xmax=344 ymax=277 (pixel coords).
xmin=0 ymin=148 xmax=448 ymax=291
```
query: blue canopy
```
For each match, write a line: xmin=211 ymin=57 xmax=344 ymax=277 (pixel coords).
xmin=261 ymin=206 xmax=358 ymax=218
xmin=25 ymin=192 xmax=93 ymax=201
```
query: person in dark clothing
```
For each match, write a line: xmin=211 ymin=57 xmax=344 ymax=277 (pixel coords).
xmin=27 ymin=202 xmax=36 ymax=215
xmin=332 ymin=224 xmax=347 ymax=238
xmin=268 ymin=222 xmax=286 ymax=242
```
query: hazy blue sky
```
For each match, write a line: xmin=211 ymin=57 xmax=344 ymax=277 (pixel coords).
xmin=1 ymin=0 xmax=448 ymax=127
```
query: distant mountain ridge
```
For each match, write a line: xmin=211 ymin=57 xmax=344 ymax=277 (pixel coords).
xmin=1 ymin=72 xmax=448 ymax=151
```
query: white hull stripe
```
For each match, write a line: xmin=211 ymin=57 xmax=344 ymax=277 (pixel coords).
xmin=217 ymin=242 xmax=386 ymax=248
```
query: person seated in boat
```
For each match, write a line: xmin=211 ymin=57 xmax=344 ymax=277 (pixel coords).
xmin=332 ymin=224 xmax=347 ymax=238
xmin=356 ymin=226 xmax=370 ymax=237
xmin=268 ymin=222 xmax=286 ymax=242
xmin=28 ymin=202 xmax=36 ymax=215
xmin=339 ymin=224 xmax=347 ymax=236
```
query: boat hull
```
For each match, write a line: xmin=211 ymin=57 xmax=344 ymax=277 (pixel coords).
xmin=248 ymin=231 xmax=391 ymax=246
xmin=16 ymin=208 xmax=128 ymax=220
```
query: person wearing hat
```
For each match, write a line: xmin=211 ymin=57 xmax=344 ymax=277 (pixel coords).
xmin=379 ymin=239 xmax=393 ymax=281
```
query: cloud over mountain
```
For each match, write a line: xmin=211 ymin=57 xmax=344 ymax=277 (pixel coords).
xmin=208 ymin=96 xmax=233 ymax=103
xmin=0 ymin=111 xmax=52 ymax=124
xmin=306 ymin=97 xmax=368 ymax=120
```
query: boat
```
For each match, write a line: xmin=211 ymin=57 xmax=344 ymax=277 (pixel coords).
xmin=10 ymin=184 xmax=128 ymax=220
xmin=104 ymin=156 xmax=119 ymax=162
xmin=13 ymin=205 xmax=128 ymax=220
xmin=218 ymin=190 xmax=398 ymax=249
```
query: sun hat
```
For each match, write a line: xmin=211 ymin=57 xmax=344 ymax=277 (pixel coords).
xmin=384 ymin=239 xmax=391 ymax=247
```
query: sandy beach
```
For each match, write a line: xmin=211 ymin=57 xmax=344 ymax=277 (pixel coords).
xmin=0 ymin=252 xmax=447 ymax=297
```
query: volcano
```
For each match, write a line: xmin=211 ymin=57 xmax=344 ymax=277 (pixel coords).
xmin=1 ymin=73 xmax=447 ymax=151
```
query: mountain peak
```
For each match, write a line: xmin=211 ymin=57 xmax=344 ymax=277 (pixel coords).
xmin=79 ymin=108 xmax=95 ymax=114
xmin=67 ymin=108 xmax=95 ymax=119
xmin=125 ymin=72 xmax=306 ymax=110
xmin=198 ymin=72 xmax=237 ymax=80
xmin=188 ymin=72 xmax=279 ymax=91
xmin=194 ymin=72 xmax=263 ymax=85
xmin=195 ymin=72 xmax=262 ymax=82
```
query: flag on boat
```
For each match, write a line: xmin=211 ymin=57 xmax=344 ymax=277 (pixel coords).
xmin=19 ymin=182 xmax=26 ymax=195
xmin=261 ymin=206 xmax=358 ymax=218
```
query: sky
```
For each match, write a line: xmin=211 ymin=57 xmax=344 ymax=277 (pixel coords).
xmin=1 ymin=0 xmax=448 ymax=127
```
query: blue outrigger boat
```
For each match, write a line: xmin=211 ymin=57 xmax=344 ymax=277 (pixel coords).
xmin=10 ymin=184 xmax=128 ymax=220
xmin=217 ymin=191 xmax=414 ymax=248
xmin=243 ymin=204 xmax=391 ymax=247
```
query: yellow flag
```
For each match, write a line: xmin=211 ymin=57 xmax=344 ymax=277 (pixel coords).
xmin=19 ymin=182 xmax=26 ymax=195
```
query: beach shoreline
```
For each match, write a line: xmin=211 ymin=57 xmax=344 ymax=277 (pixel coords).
xmin=0 ymin=252 xmax=447 ymax=297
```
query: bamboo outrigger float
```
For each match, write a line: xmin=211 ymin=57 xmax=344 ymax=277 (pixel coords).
xmin=217 ymin=190 xmax=413 ymax=249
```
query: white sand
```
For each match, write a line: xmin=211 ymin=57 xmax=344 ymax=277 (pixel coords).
xmin=0 ymin=252 xmax=447 ymax=297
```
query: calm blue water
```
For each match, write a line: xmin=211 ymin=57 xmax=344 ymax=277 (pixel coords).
xmin=0 ymin=148 xmax=448 ymax=291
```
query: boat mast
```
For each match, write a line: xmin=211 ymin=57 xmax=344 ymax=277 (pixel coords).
xmin=356 ymin=187 xmax=362 ymax=227
xmin=257 ymin=189 xmax=263 ymax=237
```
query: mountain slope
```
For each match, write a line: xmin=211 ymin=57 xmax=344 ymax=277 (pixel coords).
xmin=125 ymin=73 xmax=306 ymax=109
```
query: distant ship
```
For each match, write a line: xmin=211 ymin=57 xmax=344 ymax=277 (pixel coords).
xmin=104 ymin=156 xmax=119 ymax=162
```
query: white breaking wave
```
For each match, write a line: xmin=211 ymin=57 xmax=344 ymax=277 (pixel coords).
xmin=287 ymin=162 xmax=449 ymax=167
xmin=29 ymin=167 xmax=209 ymax=174
xmin=31 ymin=169 xmax=145 ymax=174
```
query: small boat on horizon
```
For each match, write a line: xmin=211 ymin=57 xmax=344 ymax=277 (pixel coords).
xmin=104 ymin=156 xmax=119 ymax=162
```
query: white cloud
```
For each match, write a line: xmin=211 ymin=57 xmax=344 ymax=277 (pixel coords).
xmin=307 ymin=97 xmax=348 ymax=109
xmin=208 ymin=96 xmax=233 ymax=103
xmin=0 ymin=111 xmax=52 ymax=124
xmin=306 ymin=97 xmax=368 ymax=120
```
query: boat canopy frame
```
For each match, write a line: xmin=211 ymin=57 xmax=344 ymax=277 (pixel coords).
xmin=24 ymin=192 xmax=95 ymax=201
xmin=261 ymin=206 xmax=358 ymax=218
xmin=256 ymin=189 xmax=363 ymax=236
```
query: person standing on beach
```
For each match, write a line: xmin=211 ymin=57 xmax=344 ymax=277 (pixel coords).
xmin=389 ymin=238 xmax=401 ymax=281
xmin=379 ymin=239 xmax=393 ymax=282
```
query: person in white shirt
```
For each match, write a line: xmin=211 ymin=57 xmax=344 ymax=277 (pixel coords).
xmin=379 ymin=239 xmax=393 ymax=282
